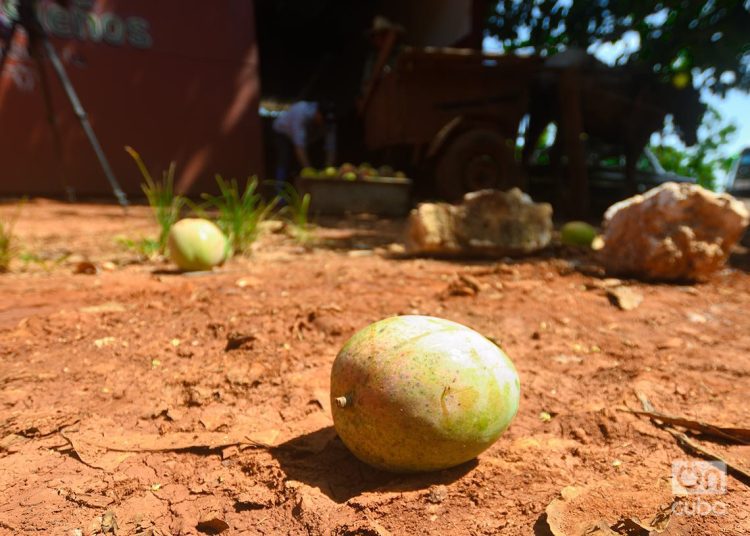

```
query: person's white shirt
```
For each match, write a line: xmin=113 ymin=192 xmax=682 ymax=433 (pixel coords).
xmin=273 ymin=101 xmax=319 ymax=148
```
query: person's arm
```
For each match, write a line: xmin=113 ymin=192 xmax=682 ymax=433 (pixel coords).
xmin=290 ymin=105 xmax=312 ymax=168
xmin=294 ymin=145 xmax=311 ymax=168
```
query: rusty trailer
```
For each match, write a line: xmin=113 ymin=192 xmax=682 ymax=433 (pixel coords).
xmin=361 ymin=47 xmax=541 ymax=200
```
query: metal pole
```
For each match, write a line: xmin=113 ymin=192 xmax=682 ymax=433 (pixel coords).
xmin=30 ymin=39 xmax=72 ymax=200
xmin=40 ymin=35 xmax=129 ymax=208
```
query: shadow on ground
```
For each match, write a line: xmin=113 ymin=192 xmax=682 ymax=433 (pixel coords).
xmin=272 ymin=426 xmax=478 ymax=503
xmin=533 ymin=513 xmax=554 ymax=536
xmin=312 ymin=215 xmax=405 ymax=252
xmin=729 ymin=244 xmax=750 ymax=273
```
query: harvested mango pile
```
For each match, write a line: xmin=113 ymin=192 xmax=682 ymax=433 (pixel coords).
xmin=300 ymin=163 xmax=407 ymax=181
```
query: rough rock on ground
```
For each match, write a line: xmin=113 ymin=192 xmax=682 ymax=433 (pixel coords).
xmin=599 ymin=182 xmax=749 ymax=281
xmin=404 ymin=188 xmax=553 ymax=257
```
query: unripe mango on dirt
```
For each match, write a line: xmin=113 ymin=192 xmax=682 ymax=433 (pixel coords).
xmin=560 ymin=221 xmax=597 ymax=247
xmin=330 ymin=315 xmax=520 ymax=472
xmin=168 ymin=218 xmax=228 ymax=271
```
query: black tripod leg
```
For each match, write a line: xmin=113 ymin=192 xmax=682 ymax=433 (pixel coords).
xmin=0 ymin=22 xmax=18 ymax=80
xmin=40 ymin=35 xmax=129 ymax=208
xmin=30 ymin=40 xmax=73 ymax=200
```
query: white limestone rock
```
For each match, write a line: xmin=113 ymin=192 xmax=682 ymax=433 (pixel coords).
xmin=600 ymin=182 xmax=749 ymax=281
xmin=405 ymin=189 xmax=553 ymax=257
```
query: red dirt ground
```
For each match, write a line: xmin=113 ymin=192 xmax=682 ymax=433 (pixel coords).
xmin=1 ymin=199 xmax=749 ymax=535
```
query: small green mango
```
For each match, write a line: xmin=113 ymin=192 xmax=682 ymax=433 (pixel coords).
xmin=330 ymin=315 xmax=520 ymax=473
xmin=338 ymin=163 xmax=356 ymax=176
xmin=300 ymin=167 xmax=319 ymax=179
xmin=560 ymin=221 xmax=597 ymax=247
xmin=378 ymin=165 xmax=395 ymax=177
xmin=168 ymin=218 xmax=227 ymax=271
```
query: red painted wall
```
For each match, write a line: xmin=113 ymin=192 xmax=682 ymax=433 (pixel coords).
xmin=0 ymin=0 xmax=263 ymax=199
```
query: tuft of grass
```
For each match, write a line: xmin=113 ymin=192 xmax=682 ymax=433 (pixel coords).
xmin=0 ymin=199 xmax=25 ymax=273
xmin=201 ymin=175 xmax=279 ymax=255
xmin=278 ymin=183 xmax=313 ymax=244
xmin=125 ymin=146 xmax=185 ymax=254
xmin=0 ymin=222 xmax=14 ymax=272
xmin=18 ymin=251 xmax=71 ymax=272
xmin=115 ymin=236 xmax=161 ymax=260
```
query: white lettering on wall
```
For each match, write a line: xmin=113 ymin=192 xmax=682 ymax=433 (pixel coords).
xmin=0 ymin=1 xmax=153 ymax=49
xmin=0 ymin=0 xmax=153 ymax=91
xmin=42 ymin=3 xmax=153 ymax=49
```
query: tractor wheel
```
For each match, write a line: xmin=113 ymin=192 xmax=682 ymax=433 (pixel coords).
xmin=434 ymin=129 xmax=517 ymax=201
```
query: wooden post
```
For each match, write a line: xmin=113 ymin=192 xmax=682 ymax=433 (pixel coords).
xmin=358 ymin=30 xmax=399 ymax=115
xmin=558 ymin=68 xmax=589 ymax=218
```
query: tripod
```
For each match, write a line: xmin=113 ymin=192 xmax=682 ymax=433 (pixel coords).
xmin=0 ymin=0 xmax=128 ymax=207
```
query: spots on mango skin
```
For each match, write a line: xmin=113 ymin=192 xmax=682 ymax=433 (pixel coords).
xmin=440 ymin=383 xmax=486 ymax=437
xmin=438 ymin=373 xmax=510 ymax=444
xmin=440 ymin=385 xmax=479 ymax=418
xmin=469 ymin=348 xmax=484 ymax=366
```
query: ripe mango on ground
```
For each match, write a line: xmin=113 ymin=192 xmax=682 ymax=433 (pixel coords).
xmin=168 ymin=218 xmax=228 ymax=272
xmin=330 ymin=315 xmax=520 ymax=473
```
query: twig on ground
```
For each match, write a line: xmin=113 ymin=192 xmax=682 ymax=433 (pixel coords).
xmin=620 ymin=406 xmax=750 ymax=445
xmin=633 ymin=392 xmax=750 ymax=485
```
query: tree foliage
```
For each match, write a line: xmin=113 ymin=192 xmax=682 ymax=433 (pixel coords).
xmin=486 ymin=1 xmax=750 ymax=95
xmin=650 ymin=106 xmax=739 ymax=190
